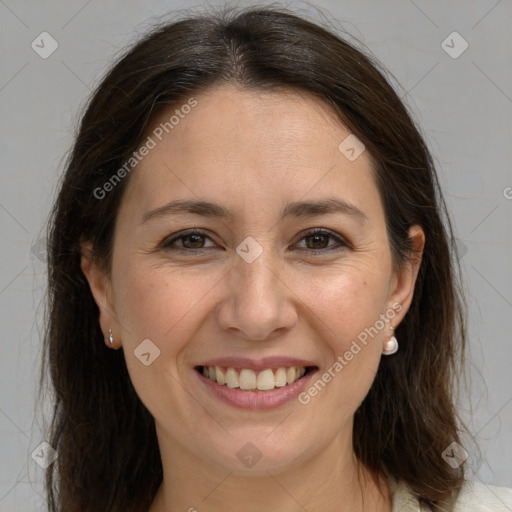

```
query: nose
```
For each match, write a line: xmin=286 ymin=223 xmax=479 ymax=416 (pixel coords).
xmin=216 ymin=251 xmax=298 ymax=342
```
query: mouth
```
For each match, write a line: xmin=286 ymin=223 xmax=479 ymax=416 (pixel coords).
xmin=195 ymin=365 xmax=317 ymax=391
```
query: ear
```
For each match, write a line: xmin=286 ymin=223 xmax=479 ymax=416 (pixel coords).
xmin=387 ymin=224 xmax=425 ymax=326
xmin=80 ymin=239 xmax=121 ymax=349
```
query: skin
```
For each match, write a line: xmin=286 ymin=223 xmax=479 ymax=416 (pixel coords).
xmin=81 ymin=84 xmax=424 ymax=512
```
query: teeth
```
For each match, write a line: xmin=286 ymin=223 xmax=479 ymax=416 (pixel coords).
xmin=200 ymin=365 xmax=307 ymax=391
xmin=239 ymin=369 xmax=256 ymax=390
xmin=274 ymin=367 xmax=287 ymax=387
xmin=226 ymin=367 xmax=238 ymax=389
xmin=215 ymin=366 xmax=225 ymax=385
xmin=257 ymin=369 xmax=275 ymax=391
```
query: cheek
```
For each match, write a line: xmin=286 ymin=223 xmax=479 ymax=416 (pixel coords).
xmin=114 ymin=263 xmax=218 ymax=417
xmin=117 ymin=261 xmax=188 ymax=330
xmin=297 ymin=267 xmax=389 ymax=408
xmin=301 ymin=264 xmax=390 ymax=347
xmin=113 ymin=260 xmax=226 ymax=357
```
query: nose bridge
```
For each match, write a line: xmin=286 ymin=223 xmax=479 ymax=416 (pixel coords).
xmin=237 ymin=248 xmax=280 ymax=302
xmin=218 ymin=244 xmax=296 ymax=340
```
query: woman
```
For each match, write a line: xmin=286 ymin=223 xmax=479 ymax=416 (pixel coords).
xmin=41 ymin=5 xmax=512 ymax=512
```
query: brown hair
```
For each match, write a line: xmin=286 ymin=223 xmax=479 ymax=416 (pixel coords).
xmin=41 ymin=4 xmax=470 ymax=511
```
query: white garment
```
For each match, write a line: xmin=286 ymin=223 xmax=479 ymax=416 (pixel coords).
xmin=390 ymin=478 xmax=512 ymax=511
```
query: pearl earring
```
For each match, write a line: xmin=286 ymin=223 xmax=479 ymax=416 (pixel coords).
xmin=108 ymin=329 xmax=114 ymax=345
xmin=382 ymin=326 xmax=398 ymax=355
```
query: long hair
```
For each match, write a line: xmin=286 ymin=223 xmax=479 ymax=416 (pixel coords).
xmin=41 ymin=5 xmax=469 ymax=511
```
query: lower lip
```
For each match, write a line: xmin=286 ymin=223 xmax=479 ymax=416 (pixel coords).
xmin=195 ymin=368 xmax=318 ymax=410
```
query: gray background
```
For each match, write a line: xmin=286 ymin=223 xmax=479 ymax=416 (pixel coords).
xmin=1 ymin=0 xmax=511 ymax=510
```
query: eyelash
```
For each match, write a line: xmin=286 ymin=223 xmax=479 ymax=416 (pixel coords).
xmin=161 ymin=228 xmax=348 ymax=255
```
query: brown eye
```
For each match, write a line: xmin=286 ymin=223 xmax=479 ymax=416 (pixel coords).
xmin=294 ymin=229 xmax=347 ymax=254
xmin=162 ymin=228 xmax=347 ymax=255
xmin=305 ymin=233 xmax=330 ymax=250
xmin=162 ymin=230 xmax=216 ymax=251
xmin=180 ymin=233 xmax=206 ymax=249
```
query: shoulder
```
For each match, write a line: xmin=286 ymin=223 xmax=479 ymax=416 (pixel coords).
xmin=390 ymin=478 xmax=512 ymax=512
xmin=453 ymin=479 xmax=512 ymax=511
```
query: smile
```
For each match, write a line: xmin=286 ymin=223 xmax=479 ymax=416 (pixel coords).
xmin=197 ymin=365 xmax=309 ymax=391
xmin=194 ymin=360 xmax=318 ymax=410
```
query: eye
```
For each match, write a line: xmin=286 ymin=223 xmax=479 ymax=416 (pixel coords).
xmin=293 ymin=228 xmax=348 ymax=254
xmin=161 ymin=228 xmax=348 ymax=254
xmin=162 ymin=229 xmax=215 ymax=251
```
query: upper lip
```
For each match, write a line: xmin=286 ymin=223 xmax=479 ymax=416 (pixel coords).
xmin=196 ymin=357 xmax=317 ymax=371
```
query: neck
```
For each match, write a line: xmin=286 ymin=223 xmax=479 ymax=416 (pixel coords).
xmin=149 ymin=426 xmax=392 ymax=512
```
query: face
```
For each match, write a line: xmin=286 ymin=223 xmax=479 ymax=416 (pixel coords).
xmin=82 ymin=84 xmax=423 ymax=476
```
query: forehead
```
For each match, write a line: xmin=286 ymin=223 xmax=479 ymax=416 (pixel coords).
xmin=152 ymin=84 xmax=351 ymax=153
xmin=119 ymin=84 xmax=380 ymax=223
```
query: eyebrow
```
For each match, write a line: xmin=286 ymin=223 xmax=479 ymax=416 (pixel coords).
xmin=140 ymin=197 xmax=369 ymax=225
